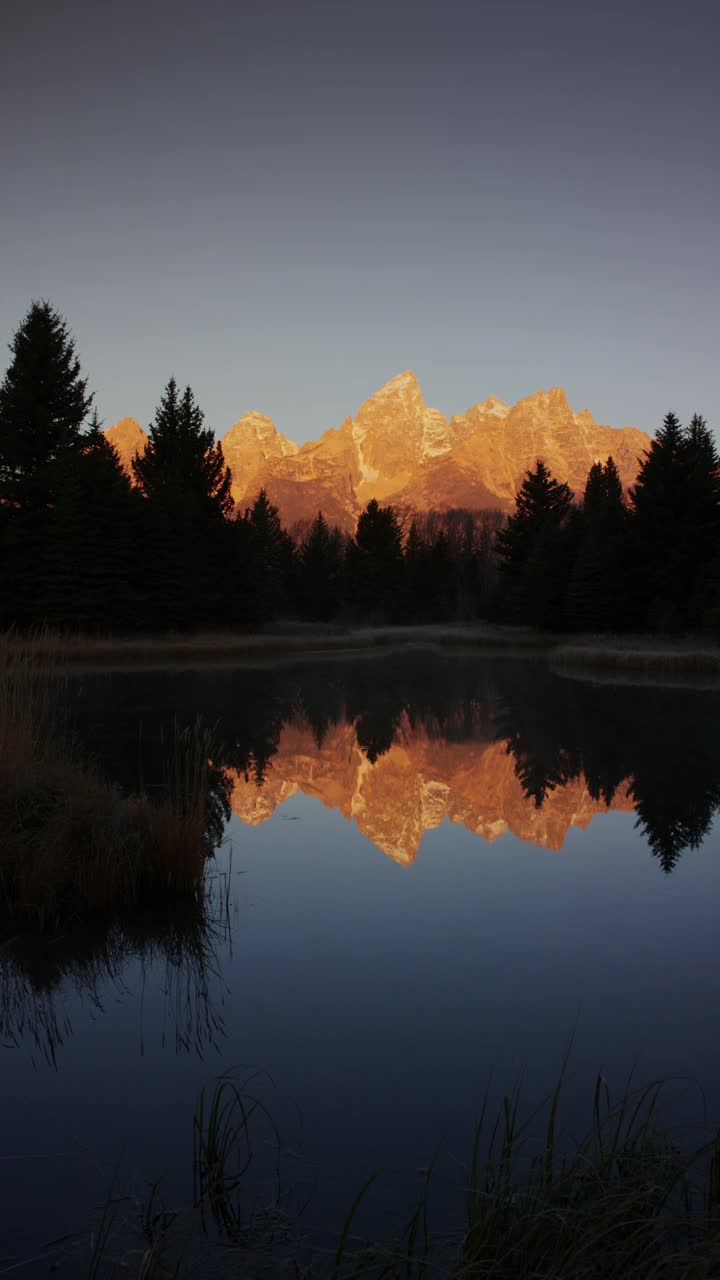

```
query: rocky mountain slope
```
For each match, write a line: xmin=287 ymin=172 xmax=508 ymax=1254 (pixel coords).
xmin=104 ymin=417 xmax=147 ymax=474
xmin=106 ymin=373 xmax=650 ymax=530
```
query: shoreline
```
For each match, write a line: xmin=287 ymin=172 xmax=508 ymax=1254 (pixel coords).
xmin=2 ymin=624 xmax=720 ymax=678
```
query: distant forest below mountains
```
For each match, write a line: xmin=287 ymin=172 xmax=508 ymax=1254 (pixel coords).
xmin=1 ymin=301 xmax=719 ymax=635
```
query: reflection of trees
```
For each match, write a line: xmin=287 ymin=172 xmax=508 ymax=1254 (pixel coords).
xmin=494 ymin=663 xmax=720 ymax=873
xmin=0 ymin=883 xmax=232 ymax=1065
xmin=204 ymin=761 xmax=233 ymax=848
xmin=66 ymin=656 xmax=720 ymax=875
xmin=631 ymin=754 xmax=720 ymax=873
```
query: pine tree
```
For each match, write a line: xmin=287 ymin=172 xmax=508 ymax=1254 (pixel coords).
xmin=566 ymin=457 xmax=627 ymax=631
xmin=346 ymin=499 xmax=403 ymax=618
xmin=496 ymin=459 xmax=574 ymax=624
xmin=629 ymin=411 xmax=719 ymax=629
xmin=683 ymin=416 xmax=720 ymax=545
xmin=299 ymin=511 xmax=343 ymax=620
xmin=425 ymin=529 xmax=458 ymax=620
xmin=239 ymin=488 xmax=294 ymax=623
xmin=39 ymin=412 xmax=141 ymax=630
xmin=403 ymin=520 xmax=426 ymax=620
xmin=0 ymin=300 xmax=93 ymax=510
xmin=132 ymin=378 xmax=232 ymax=522
xmin=681 ymin=415 xmax=720 ymax=631
xmin=132 ymin=379 xmax=232 ymax=627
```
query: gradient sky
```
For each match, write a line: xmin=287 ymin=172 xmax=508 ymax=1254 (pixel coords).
xmin=2 ymin=0 xmax=718 ymax=443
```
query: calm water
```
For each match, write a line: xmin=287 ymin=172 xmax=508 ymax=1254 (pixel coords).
xmin=2 ymin=652 xmax=720 ymax=1269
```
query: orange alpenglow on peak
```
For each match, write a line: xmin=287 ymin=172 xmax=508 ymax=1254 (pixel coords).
xmin=105 ymin=375 xmax=650 ymax=528
xmin=222 ymin=411 xmax=299 ymax=506
xmin=105 ymin=417 xmax=148 ymax=474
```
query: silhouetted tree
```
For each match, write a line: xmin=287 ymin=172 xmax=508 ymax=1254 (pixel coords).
xmin=38 ymin=414 xmax=141 ymax=629
xmin=496 ymin=460 xmax=574 ymax=625
xmin=239 ymin=488 xmax=295 ymax=623
xmin=628 ymin=412 xmax=686 ymax=627
xmin=626 ymin=410 xmax=720 ymax=630
xmin=132 ymin=379 xmax=232 ymax=626
xmin=0 ymin=300 xmax=93 ymax=511
xmin=0 ymin=301 xmax=94 ymax=625
xmin=425 ymin=529 xmax=458 ymax=620
xmin=403 ymin=520 xmax=426 ymax=618
xmin=346 ymin=499 xmax=403 ymax=618
xmin=132 ymin=378 xmax=232 ymax=522
xmin=566 ymin=457 xmax=628 ymax=631
xmin=683 ymin=414 xmax=720 ymax=629
xmin=298 ymin=511 xmax=343 ymax=620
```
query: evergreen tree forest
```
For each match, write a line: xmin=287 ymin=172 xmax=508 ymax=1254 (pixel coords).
xmin=1 ymin=301 xmax=719 ymax=636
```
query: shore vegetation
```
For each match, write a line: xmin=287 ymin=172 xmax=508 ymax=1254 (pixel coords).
xmin=0 ymin=640 xmax=222 ymax=927
xmin=46 ymin=1067 xmax=720 ymax=1278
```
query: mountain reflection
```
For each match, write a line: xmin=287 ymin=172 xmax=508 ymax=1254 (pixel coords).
xmin=68 ymin=655 xmax=720 ymax=875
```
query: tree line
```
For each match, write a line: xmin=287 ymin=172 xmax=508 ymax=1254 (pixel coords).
xmin=1 ymin=300 xmax=718 ymax=634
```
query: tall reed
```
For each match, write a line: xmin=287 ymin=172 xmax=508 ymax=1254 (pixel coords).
xmin=74 ymin=1069 xmax=720 ymax=1279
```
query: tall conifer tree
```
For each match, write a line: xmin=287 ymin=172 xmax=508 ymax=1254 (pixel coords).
xmin=403 ymin=520 xmax=426 ymax=619
xmin=566 ymin=456 xmax=627 ymax=631
xmin=239 ymin=488 xmax=294 ymax=623
xmin=299 ymin=511 xmax=343 ymax=620
xmin=0 ymin=301 xmax=93 ymax=624
xmin=132 ymin=378 xmax=232 ymax=521
xmin=629 ymin=411 xmax=719 ymax=628
xmin=40 ymin=412 xmax=141 ymax=629
xmin=133 ymin=379 xmax=232 ymax=626
xmin=0 ymin=300 xmax=93 ymax=510
xmin=496 ymin=459 xmax=574 ymax=625
xmin=346 ymin=499 xmax=403 ymax=618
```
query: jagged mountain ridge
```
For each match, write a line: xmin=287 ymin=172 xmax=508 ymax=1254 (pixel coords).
xmin=105 ymin=373 xmax=650 ymax=530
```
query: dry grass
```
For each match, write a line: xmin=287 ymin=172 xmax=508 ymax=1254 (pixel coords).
xmin=3 ymin=624 xmax=718 ymax=676
xmin=0 ymin=641 xmax=218 ymax=927
xmin=554 ymin=640 xmax=720 ymax=679
xmin=0 ymin=623 xmax=551 ymax=670
xmin=74 ymin=1068 xmax=720 ymax=1279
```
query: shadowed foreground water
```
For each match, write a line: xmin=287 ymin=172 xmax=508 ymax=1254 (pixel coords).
xmin=2 ymin=653 xmax=719 ymax=1271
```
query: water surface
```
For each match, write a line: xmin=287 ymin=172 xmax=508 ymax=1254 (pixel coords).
xmin=2 ymin=653 xmax=719 ymax=1268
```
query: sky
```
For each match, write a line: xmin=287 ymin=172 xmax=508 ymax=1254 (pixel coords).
xmin=1 ymin=0 xmax=718 ymax=443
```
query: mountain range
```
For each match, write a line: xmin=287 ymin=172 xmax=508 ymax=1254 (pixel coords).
xmin=105 ymin=372 xmax=650 ymax=531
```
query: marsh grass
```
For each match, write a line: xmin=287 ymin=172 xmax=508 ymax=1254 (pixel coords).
xmin=0 ymin=641 xmax=223 ymax=927
xmin=455 ymin=1071 xmax=720 ymax=1279
xmin=554 ymin=641 xmax=720 ymax=680
xmin=4 ymin=626 xmax=718 ymax=682
xmin=192 ymin=1073 xmax=284 ymax=1239
xmin=0 ymin=623 xmax=546 ymax=670
xmin=76 ymin=1068 xmax=720 ymax=1280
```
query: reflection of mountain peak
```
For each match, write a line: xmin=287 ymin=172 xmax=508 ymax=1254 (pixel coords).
xmin=226 ymin=717 xmax=633 ymax=863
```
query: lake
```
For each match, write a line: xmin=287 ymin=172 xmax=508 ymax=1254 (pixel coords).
xmin=2 ymin=651 xmax=720 ymax=1271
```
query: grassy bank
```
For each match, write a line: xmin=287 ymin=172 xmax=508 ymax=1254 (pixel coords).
xmin=42 ymin=1067 xmax=720 ymax=1278
xmin=3 ymin=624 xmax=719 ymax=676
xmin=0 ymin=622 xmax=548 ymax=667
xmin=553 ymin=639 xmax=720 ymax=680
xmin=0 ymin=643 xmax=220 ymax=926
